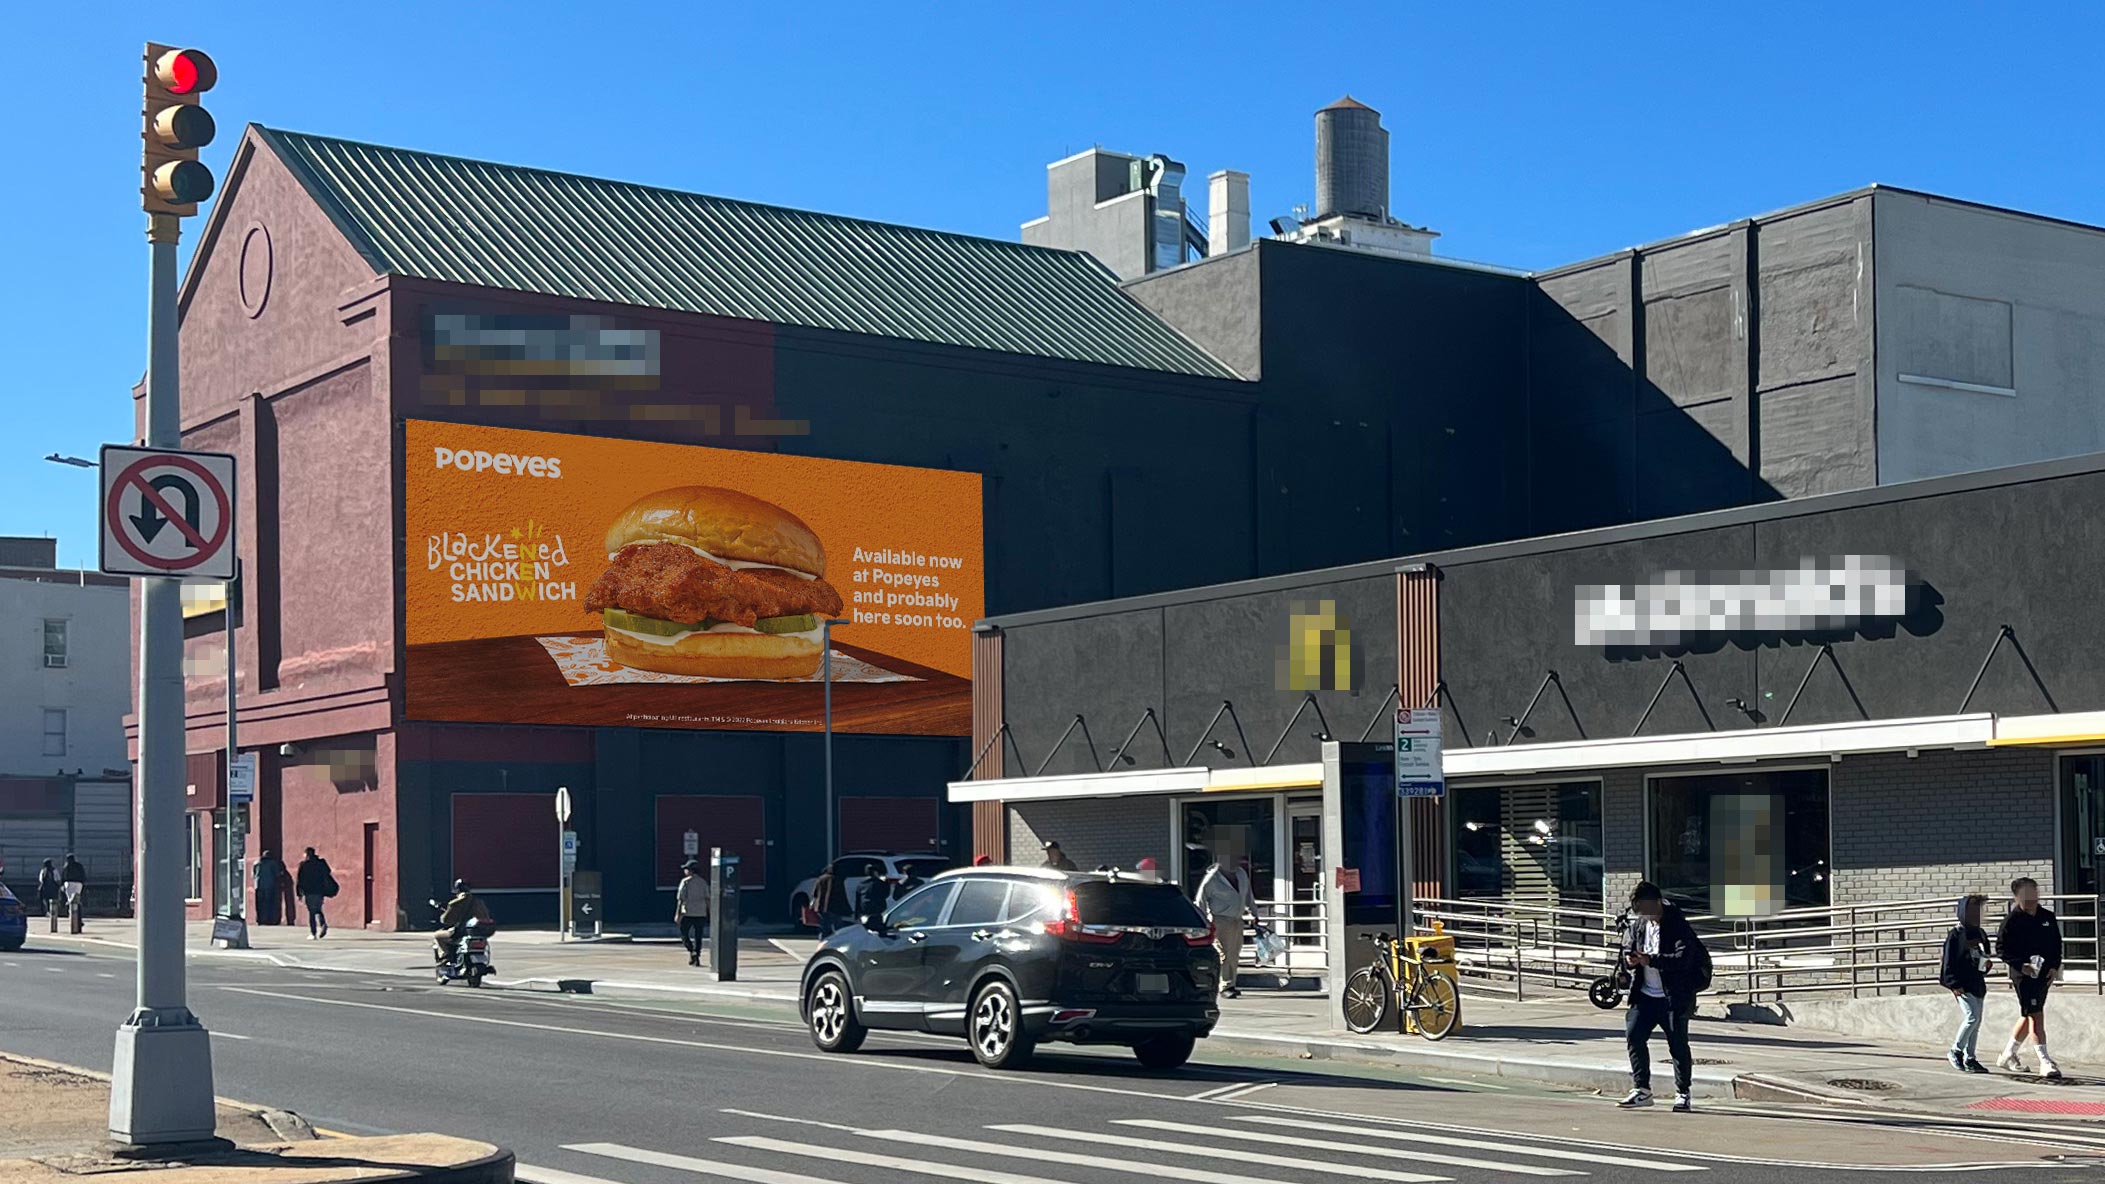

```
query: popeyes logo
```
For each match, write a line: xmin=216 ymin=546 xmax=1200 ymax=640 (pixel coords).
xmin=434 ymin=446 xmax=563 ymax=479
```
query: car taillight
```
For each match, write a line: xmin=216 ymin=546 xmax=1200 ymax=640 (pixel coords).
xmin=1185 ymin=924 xmax=1215 ymax=947
xmin=1041 ymin=890 xmax=1120 ymax=943
xmin=467 ymin=939 xmax=488 ymax=951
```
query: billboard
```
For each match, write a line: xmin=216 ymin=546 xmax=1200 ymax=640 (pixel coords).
xmin=404 ymin=421 xmax=982 ymax=735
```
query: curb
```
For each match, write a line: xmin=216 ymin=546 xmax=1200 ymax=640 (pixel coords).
xmin=0 ymin=1052 xmax=320 ymax=1134
xmin=1200 ymin=1027 xmax=1742 ymax=1099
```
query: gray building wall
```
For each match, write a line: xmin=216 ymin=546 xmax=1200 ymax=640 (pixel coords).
xmin=1873 ymin=189 xmax=2105 ymax=484
xmin=0 ymin=576 xmax=130 ymax=778
xmin=1829 ymin=748 xmax=2055 ymax=906
xmin=1008 ymin=797 xmax=1174 ymax=874
xmin=1022 ymin=150 xmax=1154 ymax=281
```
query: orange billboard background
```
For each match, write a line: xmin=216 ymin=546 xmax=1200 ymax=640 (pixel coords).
xmin=404 ymin=420 xmax=983 ymax=684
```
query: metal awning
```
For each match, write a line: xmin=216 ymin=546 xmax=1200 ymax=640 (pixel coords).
xmin=948 ymin=761 xmax=1324 ymax=805
xmin=1446 ymin=713 xmax=1998 ymax=779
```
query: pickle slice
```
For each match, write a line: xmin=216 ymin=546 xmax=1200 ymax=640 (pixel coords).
xmin=753 ymin=613 xmax=817 ymax=635
xmin=603 ymin=608 xmax=717 ymax=636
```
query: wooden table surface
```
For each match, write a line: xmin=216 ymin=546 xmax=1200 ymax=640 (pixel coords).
xmin=405 ymin=634 xmax=971 ymax=736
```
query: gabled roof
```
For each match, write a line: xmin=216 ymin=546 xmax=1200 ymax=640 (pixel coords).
xmin=252 ymin=127 xmax=1235 ymax=379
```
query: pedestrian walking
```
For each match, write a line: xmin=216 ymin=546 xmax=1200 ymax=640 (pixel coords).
xmin=35 ymin=859 xmax=60 ymax=919
xmin=251 ymin=850 xmax=286 ymax=927
xmin=853 ymin=862 xmax=892 ymax=926
xmin=1194 ymin=853 xmax=1254 ymax=999
xmin=809 ymin=865 xmax=839 ymax=936
xmin=60 ymin=854 xmax=86 ymax=928
xmin=295 ymin=847 xmax=335 ymax=938
xmin=278 ymin=866 xmax=298 ymax=926
xmin=1617 ymin=881 xmax=1711 ymax=1113
xmin=1041 ymin=840 xmax=1078 ymax=872
xmin=675 ymin=859 xmax=710 ymax=966
xmin=1940 ymin=893 xmax=1993 ymax=1073
xmin=1995 ymin=876 xmax=2064 ymax=1079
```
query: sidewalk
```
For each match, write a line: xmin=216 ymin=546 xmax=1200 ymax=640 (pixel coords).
xmin=0 ymin=1053 xmax=511 ymax=1184
xmin=39 ymin=921 xmax=2102 ymax=1121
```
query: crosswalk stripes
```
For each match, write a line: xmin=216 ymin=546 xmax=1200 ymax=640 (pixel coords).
xmin=1113 ymin=1118 xmax=1582 ymax=1177
xmin=555 ymin=1105 xmax=1729 ymax=1184
xmin=988 ymin=1122 xmax=1450 ymax=1182
xmin=556 ymin=1144 xmax=839 ymax=1184
xmin=1228 ymin=1112 xmax=1710 ymax=1171
xmin=855 ymin=1129 xmax=1318 ymax=1184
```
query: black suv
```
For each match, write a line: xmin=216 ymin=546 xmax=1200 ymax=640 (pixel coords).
xmin=800 ymin=867 xmax=1220 ymax=1070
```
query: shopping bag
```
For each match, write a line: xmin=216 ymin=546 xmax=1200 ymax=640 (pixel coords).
xmin=1252 ymin=926 xmax=1287 ymax=967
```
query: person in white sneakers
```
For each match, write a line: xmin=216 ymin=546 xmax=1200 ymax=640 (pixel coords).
xmin=1993 ymin=876 xmax=2064 ymax=1079
xmin=1616 ymin=881 xmax=1711 ymax=1113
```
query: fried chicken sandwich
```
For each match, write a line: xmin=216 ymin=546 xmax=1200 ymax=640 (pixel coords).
xmin=584 ymin=486 xmax=845 ymax=679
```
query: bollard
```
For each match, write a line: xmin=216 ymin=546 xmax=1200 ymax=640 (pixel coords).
xmin=708 ymin=847 xmax=740 ymax=982
xmin=69 ymin=896 xmax=84 ymax=934
xmin=48 ymin=905 xmax=58 ymax=934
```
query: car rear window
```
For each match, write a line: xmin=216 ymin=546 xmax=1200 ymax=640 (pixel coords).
xmin=1072 ymin=881 xmax=1206 ymax=928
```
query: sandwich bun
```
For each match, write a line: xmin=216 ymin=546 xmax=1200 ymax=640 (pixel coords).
xmin=604 ymin=486 xmax=825 ymax=577
xmin=603 ymin=627 xmax=823 ymax=680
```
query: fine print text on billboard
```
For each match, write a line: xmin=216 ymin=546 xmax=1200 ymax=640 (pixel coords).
xmin=403 ymin=420 xmax=983 ymax=736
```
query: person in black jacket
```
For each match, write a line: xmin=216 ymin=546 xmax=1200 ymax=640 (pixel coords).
xmin=294 ymin=847 xmax=334 ymax=940
xmin=852 ymin=862 xmax=892 ymax=927
xmin=1938 ymin=894 xmax=1992 ymax=1073
xmin=1994 ymin=876 xmax=2063 ymax=1079
xmin=34 ymin=860 xmax=61 ymax=918
xmin=1616 ymin=882 xmax=1708 ymax=1113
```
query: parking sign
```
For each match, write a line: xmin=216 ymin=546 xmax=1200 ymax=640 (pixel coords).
xmin=1394 ymin=707 xmax=1445 ymax=798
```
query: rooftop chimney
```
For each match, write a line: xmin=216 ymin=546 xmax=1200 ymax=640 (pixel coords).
xmin=1314 ymin=95 xmax=1388 ymax=221
xmin=1207 ymin=170 xmax=1250 ymax=256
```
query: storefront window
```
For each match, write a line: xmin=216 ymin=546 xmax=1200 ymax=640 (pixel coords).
xmin=2060 ymin=755 xmax=2103 ymax=897
xmin=1181 ymin=798 xmax=1275 ymax=903
xmin=1448 ymin=781 xmax=1602 ymax=906
xmin=1648 ymin=768 xmax=1830 ymax=915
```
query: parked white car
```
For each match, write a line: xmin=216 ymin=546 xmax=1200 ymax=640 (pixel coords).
xmin=790 ymin=853 xmax=956 ymax=927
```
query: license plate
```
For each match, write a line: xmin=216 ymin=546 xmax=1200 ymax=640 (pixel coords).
xmin=1135 ymin=973 xmax=1169 ymax=994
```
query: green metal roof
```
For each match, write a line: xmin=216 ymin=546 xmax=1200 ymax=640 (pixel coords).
xmin=256 ymin=127 xmax=1235 ymax=379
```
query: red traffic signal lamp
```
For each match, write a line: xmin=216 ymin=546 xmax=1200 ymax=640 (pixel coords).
xmin=142 ymin=44 xmax=218 ymax=216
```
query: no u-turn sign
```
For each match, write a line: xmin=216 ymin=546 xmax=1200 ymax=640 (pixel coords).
xmin=99 ymin=445 xmax=237 ymax=579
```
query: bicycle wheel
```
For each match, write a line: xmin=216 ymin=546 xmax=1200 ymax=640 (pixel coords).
xmin=1341 ymin=964 xmax=1392 ymax=1034
xmin=1408 ymin=971 xmax=1462 ymax=1041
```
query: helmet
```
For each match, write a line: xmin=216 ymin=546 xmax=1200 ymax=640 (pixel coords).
xmin=452 ymin=879 xmax=472 ymax=895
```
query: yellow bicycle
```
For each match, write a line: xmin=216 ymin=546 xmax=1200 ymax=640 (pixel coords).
xmin=1342 ymin=931 xmax=1461 ymax=1040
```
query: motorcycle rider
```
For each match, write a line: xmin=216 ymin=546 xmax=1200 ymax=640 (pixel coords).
xmin=433 ymin=879 xmax=493 ymax=966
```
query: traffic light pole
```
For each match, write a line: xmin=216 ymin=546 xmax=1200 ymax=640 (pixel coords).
xmin=109 ymin=211 xmax=219 ymax=1148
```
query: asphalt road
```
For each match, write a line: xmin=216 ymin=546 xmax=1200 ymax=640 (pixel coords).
xmin=4 ymin=942 xmax=2103 ymax=1184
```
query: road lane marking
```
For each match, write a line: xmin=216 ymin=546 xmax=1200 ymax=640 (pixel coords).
xmin=1231 ymin=1113 xmax=1702 ymax=1171
xmin=514 ymin=1167 xmax=630 ymax=1184
xmin=1424 ymin=1075 xmax=1507 ymax=1090
xmin=1189 ymin=1081 xmax=1252 ymax=1101
xmin=215 ymin=985 xmax=1190 ymax=1104
xmin=989 ymin=1123 xmax=1450 ymax=1183
xmin=563 ymin=1145 xmax=840 ymax=1184
xmin=718 ymin=1109 xmax=1314 ymax=1184
xmin=96 ymin=972 xmax=116 ymax=978
xmin=209 ymin=1031 xmax=251 ymax=1041
xmin=1207 ymin=1081 xmax=1276 ymax=1103
xmin=1116 ymin=1117 xmax=1580 ymax=1177
xmin=719 ymin=1135 xmax=1089 ymax=1184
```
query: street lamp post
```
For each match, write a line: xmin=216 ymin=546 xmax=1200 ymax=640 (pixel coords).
xmin=819 ymin=618 xmax=850 ymax=865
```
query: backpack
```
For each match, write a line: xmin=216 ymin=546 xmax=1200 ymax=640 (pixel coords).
xmin=1690 ymin=932 xmax=1714 ymax=994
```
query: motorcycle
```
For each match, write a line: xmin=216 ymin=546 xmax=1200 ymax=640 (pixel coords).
xmin=1587 ymin=910 xmax=1634 ymax=1010
xmin=429 ymin=899 xmax=496 ymax=988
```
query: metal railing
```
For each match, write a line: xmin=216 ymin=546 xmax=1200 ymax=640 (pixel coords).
xmin=1411 ymin=893 xmax=2102 ymax=1003
xmin=1249 ymin=895 xmax=1328 ymax=975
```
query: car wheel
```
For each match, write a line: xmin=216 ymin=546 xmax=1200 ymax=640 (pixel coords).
xmin=466 ymin=970 xmax=485 ymax=988
xmin=968 ymin=979 xmax=1033 ymax=1069
xmin=1132 ymin=1034 xmax=1195 ymax=1070
xmin=806 ymin=969 xmax=867 ymax=1053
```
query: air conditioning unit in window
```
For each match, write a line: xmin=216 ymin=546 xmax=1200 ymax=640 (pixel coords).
xmin=44 ymin=654 xmax=66 ymax=669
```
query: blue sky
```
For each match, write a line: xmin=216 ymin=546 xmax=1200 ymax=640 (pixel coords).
xmin=11 ymin=2 xmax=2102 ymax=567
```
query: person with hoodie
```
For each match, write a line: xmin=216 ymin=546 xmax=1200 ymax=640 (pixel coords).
xmin=1939 ymin=893 xmax=1993 ymax=1073
xmin=1617 ymin=881 xmax=1711 ymax=1113
xmin=1994 ymin=876 xmax=2064 ymax=1079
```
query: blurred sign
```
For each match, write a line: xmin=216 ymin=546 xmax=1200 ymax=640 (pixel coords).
xmin=560 ymin=829 xmax=578 ymax=874
xmin=554 ymin=786 xmax=572 ymax=824
xmin=682 ymin=830 xmax=700 ymax=857
xmin=1394 ymin=708 xmax=1445 ymax=798
xmin=2094 ymin=836 xmax=2105 ymax=857
xmin=227 ymin=754 xmax=256 ymax=803
xmin=1336 ymin=867 xmax=1362 ymax=893
xmin=571 ymin=870 xmax=602 ymax=938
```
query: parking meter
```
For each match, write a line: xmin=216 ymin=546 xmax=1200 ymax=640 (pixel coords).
xmin=709 ymin=847 xmax=740 ymax=981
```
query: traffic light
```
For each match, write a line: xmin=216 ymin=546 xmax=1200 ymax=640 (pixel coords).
xmin=141 ymin=43 xmax=217 ymax=216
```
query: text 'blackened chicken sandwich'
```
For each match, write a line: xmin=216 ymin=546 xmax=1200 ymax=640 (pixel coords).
xmin=584 ymin=486 xmax=846 ymax=679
